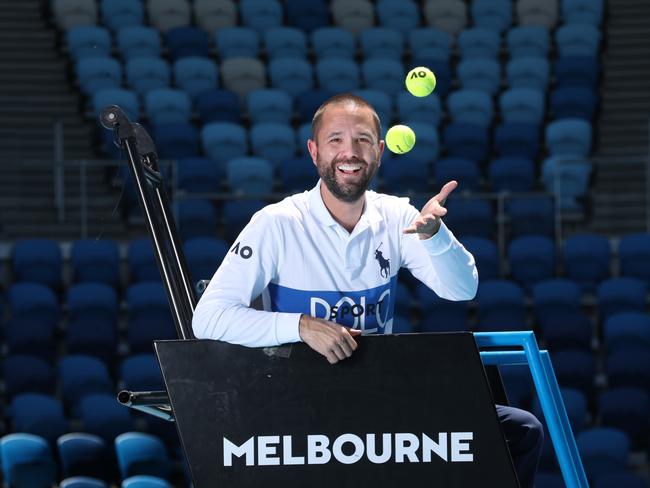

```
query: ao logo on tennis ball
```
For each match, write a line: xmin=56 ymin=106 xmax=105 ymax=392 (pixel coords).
xmin=405 ymin=67 xmax=436 ymax=97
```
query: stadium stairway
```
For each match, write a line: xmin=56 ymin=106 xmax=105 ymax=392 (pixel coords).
xmin=0 ymin=0 xmax=128 ymax=240
xmin=587 ymin=0 xmax=650 ymax=236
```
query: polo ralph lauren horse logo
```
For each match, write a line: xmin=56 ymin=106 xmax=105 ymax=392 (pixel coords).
xmin=374 ymin=243 xmax=390 ymax=278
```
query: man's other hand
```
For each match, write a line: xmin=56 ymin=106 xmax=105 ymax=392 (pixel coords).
xmin=403 ymin=180 xmax=458 ymax=239
xmin=299 ymin=315 xmax=361 ymax=364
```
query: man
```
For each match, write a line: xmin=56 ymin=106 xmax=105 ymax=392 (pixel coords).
xmin=192 ymin=94 xmax=543 ymax=487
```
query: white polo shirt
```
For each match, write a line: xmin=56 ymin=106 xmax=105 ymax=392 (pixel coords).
xmin=192 ymin=181 xmax=478 ymax=347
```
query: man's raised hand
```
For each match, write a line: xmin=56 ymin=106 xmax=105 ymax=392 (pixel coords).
xmin=403 ymin=180 xmax=458 ymax=239
xmin=299 ymin=314 xmax=361 ymax=364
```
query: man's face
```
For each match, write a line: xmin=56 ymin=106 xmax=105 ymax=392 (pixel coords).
xmin=308 ymin=103 xmax=384 ymax=203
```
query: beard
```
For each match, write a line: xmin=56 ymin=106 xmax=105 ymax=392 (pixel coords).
xmin=316 ymin=155 xmax=379 ymax=203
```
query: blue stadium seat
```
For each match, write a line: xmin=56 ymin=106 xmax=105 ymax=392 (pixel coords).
xmin=263 ymin=27 xmax=308 ymax=60
xmin=77 ymin=57 xmax=122 ymax=95
xmin=3 ymin=355 xmax=55 ymax=399
xmin=227 ymin=157 xmax=274 ymax=194
xmin=507 ymin=236 xmax=556 ymax=289
xmin=331 ymin=0 xmax=375 ymax=35
xmin=354 ymin=89 xmax=393 ymax=125
xmin=577 ymin=428 xmax=630 ymax=482
xmin=619 ymin=233 xmax=650 ymax=285
xmin=532 ymin=278 xmax=582 ymax=323
xmin=222 ymin=200 xmax=267 ymax=241
xmin=379 ymin=154 xmax=430 ymax=193
xmin=460 ymin=236 xmax=499 ymax=280
xmin=532 ymin=387 xmax=588 ymax=435
xmin=8 ymin=281 xmax=59 ymax=328
xmin=409 ymin=58 xmax=452 ymax=97
xmin=563 ymin=233 xmax=611 ymax=290
xmin=165 ymin=27 xmax=209 ymax=60
xmin=476 ymin=279 xmax=526 ymax=331
xmin=215 ymin=27 xmax=259 ymax=59
xmin=433 ymin=157 xmax=480 ymax=192
xmin=443 ymin=197 xmax=494 ymax=239
xmin=279 ymin=156 xmax=318 ymax=192
xmin=606 ymin=348 xmax=650 ymax=392
xmin=177 ymin=199 xmax=218 ymax=240
xmin=185 ymin=237 xmax=229 ymax=284
xmin=361 ymin=58 xmax=403 ymax=95
xmin=516 ymin=0 xmax=558 ymax=28
xmin=447 ymin=89 xmax=493 ymax=126
xmin=296 ymin=122 xmax=313 ymax=155
xmin=546 ymin=118 xmax=592 ymax=157
xmin=508 ymin=196 xmax=555 ymax=238
xmin=541 ymin=156 xmax=592 ymax=211
xmin=147 ymin=0 xmax=191 ymax=32
xmin=551 ymin=349 xmax=596 ymax=396
xmin=12 ymin=238 xmax=62 ymax=288
xmin=598 ymin=387 xmax=650 ymax=448
xmin=0 ymin=433 xmax=57 ymax=488
xmin=400 ymin=121 xmax=439 ymax=163
xmin=173 ymin=57 xmax=219 ymax=100
xmin=595 ymin=473 xmax=650 ymax=488
xmin=550 ymin=86 xmax=598 ymax=120
xmin=115 ymin=433 xmax=170 ymax=480
xmin=457 ymin=58 xmax=500 ymax=94
xmin=423 ymin=0 xmax=467 ymax=35
xmin=177 ymin=157 xmax=222 ymax=194
xmin=562 ymin=0 xmax=604 ymax=25
xmin=499 ymin=364 xmax=534 ymax=408
xmin=417 ymin=283 xmax=470 ymax=332
xmin=506 ymin=25 xmax=550 ymax=58
xmin=196 ymin=89 xmax=240 ymax=124
xmin=506 ymin=57 xmax=550 ymax=90
xmin=10 ymin=394 xmax=68 ymax=444
xmin=153 ymin=123 xmax=200 ymax=159
xmin=268 ymin=58 xmax=314 ymax=95
xmin=128 ymin=238 xmax=159 ymax=283
xmin=67 ymin=282 xmax=118 ymax=324
xmin=376 ymin=0 xmax=419 ymax=35
xmin=296 ymin=89 xmax=333 ymax=123
xmin=80 ymin=393 xmax=135 ymax=443
xmin=250 ymin=123 xmax=297 ymax=167
xmin=488 ymin=157 xmax=535 ymax=192
xmin=443 ymin=123 xmax=489 ymax=162
xmin=66 ymin=315 xmax=116 ymax=368
xmin=471 ymin=0 xmax=512 ymax=32
xmin=396 ymin=91 xmax=440 ymax=126
xmin=499 ymin=88 xmax=545 ymax=125
xmin=194 ymin=0 xmax=237 ymax=32
xmin=121 ymin=354 xmax=165 ymax=391
xmin=125 ymin=57 xmax=171 ymax=96
xmin=101 ymin=0 xmax=144 ymax=32
xmin=556 ymin=24 xmax=601 ymax=58
xmin=126 ymin=282 xmax=178 ymax=349
xmin=316 ymin=58 xmax=360 ymax=92
xmin=311 ymin=27 xmax=355 ymax=60
xmin=495 ymin=123 xmax=540 ymax=159
xmin=93 ymin=89 xmax=140 ymax=123
xmin=122 ymin=476 xmax=172 ymax=488
xmin=144 ymin=88 xmax=191 ymax=125
xmin=246 ymin=89 xmax=293 ymax=124
xmin=554 ymin=56 xmax=600 ymax=87
xmin=458 ymin=28 xmax=500 ymax=59
xmin=285 ymin=0 xmax=329 ymax=32
xmin=67 ymin=26 xmax=111 ymax=60
xmin=70 ymin=239 xmax=120 ymax=287
xmin=597 ymin=278 xmax=648 ymax=319
xmin=604 ymin=312 xmax=650 ymax=354
xmin=60 ymin=477 xmax=109 ymax=488
xmin=359 ymin=27 xmax=403 ymax=60
xmin=200 ymin=122 xmax=248 ymax=166
xmin=239 ymin=0 xmax=283 ymax=33
xmin=116 ymin=26 xmax=161 ymax=60
xmin=408 ymin=28 xmax=451 ymax=62
xmin=58 ymin=355 xmax=113 ymax=412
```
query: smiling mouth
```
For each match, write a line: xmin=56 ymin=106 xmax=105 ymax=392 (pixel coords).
xmin=337 ymin=163 xmax=363 ymax=174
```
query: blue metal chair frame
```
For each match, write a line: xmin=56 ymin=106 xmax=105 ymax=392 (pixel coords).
xmin=475 ymin=331 xmax=588 ymax=488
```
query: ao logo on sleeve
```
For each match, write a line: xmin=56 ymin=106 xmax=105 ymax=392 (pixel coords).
xmin=231 ymin=242 xmax=253 ymax=259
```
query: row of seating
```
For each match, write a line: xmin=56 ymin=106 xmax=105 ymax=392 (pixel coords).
xmin=53 ymin=0 xmax=605 ymax=35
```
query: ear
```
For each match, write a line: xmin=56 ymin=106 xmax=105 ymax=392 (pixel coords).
xmin=378 ymin=139 xmax=385 ymax=167
xmin=307 ymin=138 xmax=318 ymax=165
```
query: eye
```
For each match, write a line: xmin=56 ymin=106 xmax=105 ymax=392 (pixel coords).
xmin=329 ymin=137 xmax=341 ymax=143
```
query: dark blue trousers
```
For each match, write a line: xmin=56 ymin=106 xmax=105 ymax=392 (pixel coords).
xmin=496 ymin=404 xmax=544 ymax=488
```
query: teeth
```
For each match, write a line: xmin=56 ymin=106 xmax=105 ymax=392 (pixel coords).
xmin=337 ymin=164 xmax=361 ymax=171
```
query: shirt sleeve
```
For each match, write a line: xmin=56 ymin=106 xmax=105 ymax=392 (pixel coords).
xmin=191 ymin=209 xmax=303 ymax=347
xmin=400 ymin=203 xmax=479 ymax=301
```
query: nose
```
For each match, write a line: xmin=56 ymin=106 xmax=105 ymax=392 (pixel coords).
xmin=338 ymin=136 xmax=362 ymax=161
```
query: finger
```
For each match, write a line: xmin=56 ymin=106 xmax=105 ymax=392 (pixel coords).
xmin=348 ymin=328 xmax=362 ymax=336
xmin=343 ymin=331 xmax=359 ymax=352
xmin=331 ymin=344 xmax=347 ymax=361
xmin=337 ymin=337 xmax=355 ymax=357
xmin=326 ymin=352 xmax=339 ymax=364
xmin=436 ymin=180 xmax=458 ymax=205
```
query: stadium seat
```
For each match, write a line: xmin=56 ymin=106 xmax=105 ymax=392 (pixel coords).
xmin=447 ymin=89 xmax=494 ymax=126
xmin=193 ymin=0 xmax=236 ymax=32
xmin=408 ymin=28 xmax=452 ymax=61
xmin=433 ymin=157 xmax=480 ymax=192
xmin=222 ymin=200 xmax=267 ymax=241
xmin=144 ymin=88 xmax=191 ymax=125
xmin=461 ymin=237 xmax=499 ymax=280
xmin=457 ymin=58 xmax=501 ymax=94
xmin=316 ymin=58 xmax=360 ymax=92
xmin=285 ymin=0 xmax=329 ymax=33
xmin=177 ymin=157 xmax=222 ymax=194
xmin=173 ymin=57 xmax=219 ymax=100
xmin=3 ymin=355 xmax=55 ymax=399
xmin=227 ymin=157 xmax=274 ymax=194
xmin=495 ymin=123 xmax=540 ymax=159
xmin=554 ymin=56 xmax=600 ymax=87
xmin=577 ymin=428 xmax=630 ymax=482
xmin=184 ymin=237 xmax=230 ymax=284
xmin=201 ymin=122 xmax=248 ymax=167
xmin=606 ymin=348 xmax=650 ymax=392
xmin=128 ymin=238 xmax=160 ymax=283
xmin=563 ymin=233 xmax=611 ymax=290
xmin=541 ymin=156 xmax=592 ymax=211
xmin=516 ymin=0 xmax=558 ymax=28
xmin=153 ymin=123 xmax=200 ymax=159
xmin=488 ymin=157 xmax=535 ymax=192
xmin=60 ymin=477 xmax=109 ymax=488
xmin=443 ymin=197 xmax=494 ymax=239
xmin=146 ymin=0 xmax=191 ymax=32
xmin=215 ymin=27 xmax=259 ymax=59
xmin=458 ymin=28 xmax=500 ymax=59
xmin=359 ymin=27 xmax=403 ymax=60
xmin=268 ymin=58 xmax=314 ymax=96
xmin=121 ymin=354 xmax=165 ymax=391
xmin=263 ymin=27 xmax=308 ymax=60
xmin=80 ymin=393 xmax=135 ymax=442
xmin=278 ymin=156 xmax=318 ymax=192
xmin=122 ymin=476 xmax=172 ymax=488
xmin=77 ymin=57 xmax=122 ymax=95
xmin=532 ymin=278 xmax=582 ymax=323
xmin=443 ymin=123 xmax=490 ymax=162
xmin=361 ymin=58 xmax=404 ymax=96
xmin=239 ymin=0 xmax=283 ymax=33
xmin=508 ymin=196 xmax=555 ymax=238
xmin=296 ymin=89 xmax=334 ymax=123
xmin=551 ymin=349 xmax=596 ymax=396
xmin=499 ymin=88 xmax=545 ymax=125
xmin=101 ymin=0 xmax=144 ymax=32
xmin=0 ymin=433 xmax=57 ymax=488
xmin=67 ymin=26 xmax=111 ymax=60
xmin=550 ymin=86 xmax=598 ymax=120
xmin=532 ymin=387 xmax=588 ymax=434
xmin=330 ymin=0 xmax=375 ymax=35
xmin=127 ymin=281 xmax=178 ymax=352
xmin=598 ymin=387 xmax=650 ymax=448
xmin=507 ymin=236 xmax=556 ymax=289
xmin=125 ymin=58 xmax=171 ymax=96
xmin=12 ymin=239 xmax=62 ymax=288
xmin=220 ymin=57 xmax=266 ymax=98
xmin=250 ymin=123 xmax=297 ymax=167
xmin=556 ymin=24 xmax=601 ymax=58
xmin=396 ymin=91 xmax=440 ymax=126
xmin=376 ymin=0 xmax=419 ymax=36
xmin=177 ymin=199 xmax=218 ymax=240
xmin=546 ymin=118 xmax=592 ymax=157
xmin=506 ymin=25 xmax=550 ymax=58
xmin=379 ymin=154 xmax=430 ymax=194
xmin=423 ymin=0 xmax=467 ymax=35
xmin=499 ymin=364 xmax=534 ymax=408
xmin=417 ymin=283 xmax=470 ymax=332
xmin=165 ymin=27 xmax=210 ymax=60
xmin=476 ymin=279 xmax=527 ymax=331
xmin=597 ymin=278 xmax=648 ymax=319
xmin=603 ymin=312 xmax=650 ymax=354
xmin=93 ymin=88 xmax=140 ymax=123
xmin=115 ymin=433 xmax=170 ymax=480
xmin=400 ymin=121 xmax=439 ymax=163
xmin=54 ymin=0 xmax=98 ymax=30
xmin=66 ymin=316 xmax=117 ymax=368
xmin=196 ymin=89 xmax=240 ymax=123
xmin=58 ymin=355 xmax=113 ymax=412
xmin=116 ymin=26 xmax=161 ymax=60
xmin=506 ymin=57 xmax=550 ymax=90
xmin=10 ymin=394 xmax=68 ymax=444
xmin=562 ymin=0 xmax=604 ymax=25
xmin=67 ymin=282 xmax=118 ymax=324
xmin=311 ymin=27 xmax=356 ymax=60
xmin=471 ymin=0 xmax=512 ymax=32
xmin=618 ymin=233 xmax=650 ymax=285
xmin=8 ymin=281 xmax=59 ymax=329
xmin=355 ymin=89 xmax=393 ymax=126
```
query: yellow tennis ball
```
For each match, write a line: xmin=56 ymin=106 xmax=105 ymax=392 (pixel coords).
xmin=405 ymin=66 xmax=436 ymax=97
xmin=385 ymin=125 xmax=416 ymax=154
